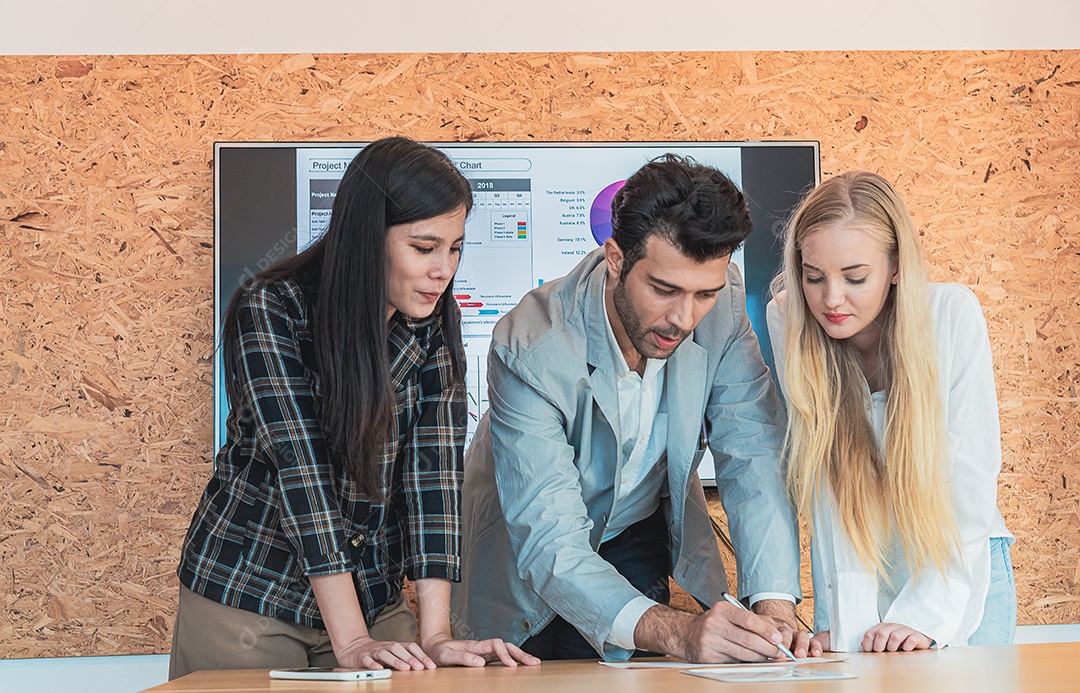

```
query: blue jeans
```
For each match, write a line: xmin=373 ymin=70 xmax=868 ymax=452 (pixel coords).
xmin=968 ymin=537 xmax=1017 ymax=646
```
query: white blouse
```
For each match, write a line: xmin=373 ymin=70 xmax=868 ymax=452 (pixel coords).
xmin=767 ymin=283 xmax=1012 ymax=651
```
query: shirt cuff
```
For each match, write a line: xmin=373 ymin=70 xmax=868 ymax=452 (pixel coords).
xmin=300 ymin=550 xmax=354 ymax=577
xmin=747 ymin=592 xmax=797 ymax=607
xmin=607 ymin=596 xmax=658 ymax=650
xmin=404 ymin=554 xmax=461 ymax=582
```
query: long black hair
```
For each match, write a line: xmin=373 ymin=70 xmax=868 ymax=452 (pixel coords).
xmin=221 ymin=137 xmax=472 ymax=496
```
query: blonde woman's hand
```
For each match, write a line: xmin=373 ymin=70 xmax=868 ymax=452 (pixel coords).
xmin=862 ymin=623 xmax=933 ymax=652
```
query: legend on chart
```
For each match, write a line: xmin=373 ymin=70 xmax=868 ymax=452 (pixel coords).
xmin=470 ymin=179 xmax=531 ymax=243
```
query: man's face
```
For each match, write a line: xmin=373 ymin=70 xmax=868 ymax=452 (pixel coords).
xmin=606 ymin=235 xmax=730 ymax=360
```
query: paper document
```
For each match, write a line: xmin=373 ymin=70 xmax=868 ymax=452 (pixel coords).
xmin=599 ymin=656 xmax=848 ymax=669
xmin=684 ymin=666 xmax=857 ymax=683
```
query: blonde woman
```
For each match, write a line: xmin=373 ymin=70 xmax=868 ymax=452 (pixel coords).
xmin=766 ymin=172 xmax=1015 ymax=653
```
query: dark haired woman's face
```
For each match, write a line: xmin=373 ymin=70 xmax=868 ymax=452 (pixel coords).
xmin=385 ymin=206 xmax=466 ymax=320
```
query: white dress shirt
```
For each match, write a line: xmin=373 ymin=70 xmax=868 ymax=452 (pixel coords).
xmin=601 ymin=281 xmax=669 ymax=649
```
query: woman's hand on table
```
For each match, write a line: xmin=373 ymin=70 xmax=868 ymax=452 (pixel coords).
xmin=335 ymin=636 xmax=436 ymax=671
xmin=421 ymin=633 xmax=541 ymax=667
xmin=862 ymin=623 xmax=934 ymax=652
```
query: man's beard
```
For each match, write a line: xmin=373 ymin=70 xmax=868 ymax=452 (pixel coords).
xmin=612 ymin=280 xmax=688 ymax=360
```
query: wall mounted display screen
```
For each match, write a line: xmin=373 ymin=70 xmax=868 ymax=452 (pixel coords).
xmin=215 ymin=142 xmax=820 ymax=484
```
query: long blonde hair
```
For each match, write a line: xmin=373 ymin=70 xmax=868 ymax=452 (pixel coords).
xmin=775 ymin=171 xmax=959 ymax=578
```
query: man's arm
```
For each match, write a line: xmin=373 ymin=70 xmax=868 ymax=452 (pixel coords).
xmin=707 ymin=279 xmax=801 ymax=594
xmin=705 ymin=276 xmax=804 ymax=648
xmin=488 ymin=344 xmax=807 ymax=661
xmin=486 ymin=346 xmax=643 ymax=658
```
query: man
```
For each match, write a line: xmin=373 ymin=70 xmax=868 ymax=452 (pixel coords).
xmin=451 ymin=155 xmax=805 ymax=662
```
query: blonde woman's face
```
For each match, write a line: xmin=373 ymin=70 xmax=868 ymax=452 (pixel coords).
xmin=799 ymin=222 xmax=897 ymax=350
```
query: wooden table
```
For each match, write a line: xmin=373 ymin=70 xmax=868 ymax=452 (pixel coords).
xmin=143 ymin=643 xmax=1080 ymax=692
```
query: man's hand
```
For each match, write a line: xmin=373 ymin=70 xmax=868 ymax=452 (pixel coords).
xmin=751 ymin=599 xmax=810 ymax=659
xmin=808 ymin=630 xmax=830 ymax=656
xmin=862 ymin=623 xmax=934 ymax=652
xmin=634 ymin=602 xmax=787 ymax=663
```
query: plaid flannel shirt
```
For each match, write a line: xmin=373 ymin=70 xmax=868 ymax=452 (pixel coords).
xmin=178 ymin=277 xmax=465 ymax=630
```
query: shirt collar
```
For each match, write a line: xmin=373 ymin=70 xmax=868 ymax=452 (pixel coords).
xmin=600 ymin=275 xmax=666 ymax=382
xmin=387 ymin=302 xmax=442 ymax=388
xmin=395 ymin=296 xmax=442 ymax=332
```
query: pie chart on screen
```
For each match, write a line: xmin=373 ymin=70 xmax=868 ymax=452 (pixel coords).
xmin=589 ymin=180 xmax=626 ymax=245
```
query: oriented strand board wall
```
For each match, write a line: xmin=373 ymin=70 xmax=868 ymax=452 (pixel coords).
xmin=0 ymin=51 xmax=1076 ymax=658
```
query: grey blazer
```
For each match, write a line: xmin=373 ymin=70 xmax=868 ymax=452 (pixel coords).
xmin=451 ymin=249 xmax=800 ymax=659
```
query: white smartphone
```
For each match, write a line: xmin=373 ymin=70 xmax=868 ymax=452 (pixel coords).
xmin=269 ymin=667 xmax=393 ymax=681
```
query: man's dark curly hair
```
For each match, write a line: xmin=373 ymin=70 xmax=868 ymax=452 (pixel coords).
xmin=610 ymin=154 xmax=753 ymax=278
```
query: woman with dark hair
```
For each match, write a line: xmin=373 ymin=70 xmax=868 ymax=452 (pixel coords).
xmin=171 ymin=137 xmax=539 ymax=678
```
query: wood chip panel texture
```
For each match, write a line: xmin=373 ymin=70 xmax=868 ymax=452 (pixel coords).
xmin=0 ymin=51 xmax=1076 ymax=658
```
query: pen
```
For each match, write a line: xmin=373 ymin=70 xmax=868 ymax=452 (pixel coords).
xmin=721 ymin=592 xmax=799 ymax=663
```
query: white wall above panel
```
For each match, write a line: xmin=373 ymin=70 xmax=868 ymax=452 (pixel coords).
xmin=2 ymin=0 xmax=1079 ymax=55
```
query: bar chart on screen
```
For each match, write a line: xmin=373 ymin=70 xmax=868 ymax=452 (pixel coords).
xmin=464 ymin=352 xmax=489 ymax=443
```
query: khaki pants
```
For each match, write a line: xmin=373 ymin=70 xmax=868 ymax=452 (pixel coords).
xmin=169 ymin=585 xmax=417 ymax=680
